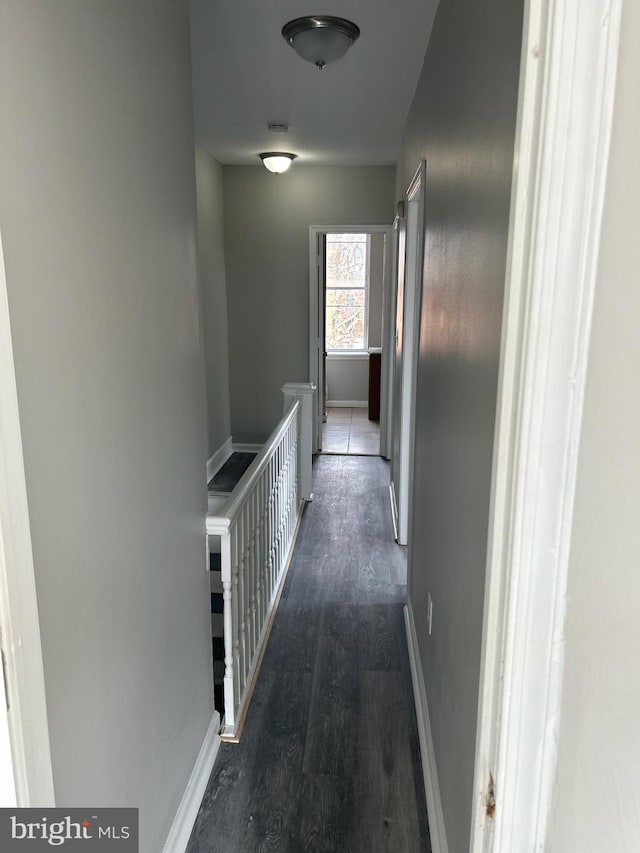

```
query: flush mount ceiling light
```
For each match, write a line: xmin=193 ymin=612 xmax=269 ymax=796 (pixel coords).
xmin=282 ymin=16 xmax=360 ymax=70
xmin=259 ymin=152 xmax=297 ymax=174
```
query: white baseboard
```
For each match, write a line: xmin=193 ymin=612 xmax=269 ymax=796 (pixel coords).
xmin=326 ymin=400 xmax=368 ymax=408
xmin=162 ymin=710 xmax=221 ymax=853
xmin=232 ymin=442 xmax=263 ymax=453
xmin=206 ymin=437 xmax=233 ymax=483
xmin=404 ymin=601 xmax=449 ymax=853
xmin=389 ymin=483 xmax=399 ymax=543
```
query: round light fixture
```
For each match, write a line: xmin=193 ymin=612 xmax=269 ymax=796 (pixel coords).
xmin=282 ymin=16 xmax=360 ymax=70
xmin=259 ymin=152 xmax=297 ymax=174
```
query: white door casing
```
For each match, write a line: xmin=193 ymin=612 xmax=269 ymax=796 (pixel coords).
xmin=391 ymin=163 xmax=426 ymax=546
xmin=381 ymin=215 xmax=400 ymax=461
xmin=378 ymin=230 xmax=394 ymax=459
xmin=390 ymin=211 xmax=406 ymax=515
xmin=0 ymin=227 xmax=55 ymax=806
xmin=470 ymin=0 xmax=623 ymax=850
xmin=308 ymin=225 xmax=393 ymax=454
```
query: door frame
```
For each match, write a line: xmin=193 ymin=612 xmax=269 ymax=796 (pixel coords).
xmin=380 ymin=211 xmax=401 ymax=461
xmin=390 ymin=162 xmax=425 ymax=546
xmin=378 ymin=221 xmax=396 ymax=461
xmin=0 ymin=227 xmax=55 ymax=805
xmin=470 ymin=0 xmax=623 ymax=849
xmin=308 ymin=225 xmax=393 ymax=454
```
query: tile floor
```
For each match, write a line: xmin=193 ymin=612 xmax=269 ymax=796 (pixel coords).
xmin=321 ymin=407 xmax=380 ymax=455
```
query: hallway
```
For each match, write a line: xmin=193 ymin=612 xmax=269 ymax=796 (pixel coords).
xmin=188 ymin=455 xmax=430 ymax=852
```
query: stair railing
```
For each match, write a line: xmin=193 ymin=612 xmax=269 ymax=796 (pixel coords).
xmin=206 ymin=383 xmax=315 ymax=739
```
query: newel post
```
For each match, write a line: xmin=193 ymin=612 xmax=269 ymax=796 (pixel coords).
xmin=281 ymin=382 xmax=316 ymax=502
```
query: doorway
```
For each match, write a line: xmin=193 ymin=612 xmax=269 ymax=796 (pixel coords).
xmin=308 ymin=225 xmax=393 ymax=457
xmin=389 ymin=162 xmax=426 ymax=546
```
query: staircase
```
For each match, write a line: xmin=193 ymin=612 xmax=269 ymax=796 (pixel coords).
xmin=209 ymin=552 xmax=224 ymax=712
xmin=207 ymin=453 xmax=257 ymax=716
xmin=205 ymin=383 xmax=316 ymax=738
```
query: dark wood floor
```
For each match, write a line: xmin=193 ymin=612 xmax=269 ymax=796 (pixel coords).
xmin=188 ymin=455 xmax=431 ymax=853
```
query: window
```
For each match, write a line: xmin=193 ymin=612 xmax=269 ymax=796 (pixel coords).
xmin=325 ymin=233 xmax=370 ymax=352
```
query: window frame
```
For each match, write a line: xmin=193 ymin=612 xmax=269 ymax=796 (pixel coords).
xmin=324 ymin=233 xmax=371 ymax=355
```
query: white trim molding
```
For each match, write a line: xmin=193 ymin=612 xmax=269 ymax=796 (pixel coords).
xmin=231 ymin=442 xmax=263 ymax=454
xmin=162 ymin=711 xmax=221 ymax=852
xmin=388 ymin=483 xmax=399 ymax=543
xmin=404 ymin=602 xmax=449 ymax=853
xmin=0 ymin=227 xmax=55 ymax=806
xmin=325 ymin=352 xmax=369 ymax=361
xmin=325 ymin=400 xmax=368 ymax=408
xmin=396 ymin=161 xmax=426 ymax=547
xmin=471 ymin=1 xmax=623 ymax=852
xmin=206 ymin=437 xmax=233 ymax=483
xmin=380 ymin=218 xmax=397 ymax=462
xmin=309 ymin=224 xmax=393 ymax=454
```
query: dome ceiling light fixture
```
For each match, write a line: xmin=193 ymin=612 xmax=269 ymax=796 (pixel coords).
xmin=259 ymin=152 xmax=297 ymax=174
xmin=282 ymin=16 xmax=360 ymax=70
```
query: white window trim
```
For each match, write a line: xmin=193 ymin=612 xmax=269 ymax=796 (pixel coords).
xmin=325 ymin=352 xmax=369 ymax=360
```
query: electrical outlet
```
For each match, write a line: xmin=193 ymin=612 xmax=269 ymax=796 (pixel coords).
xmin=427 ymin=593 xmax=433 ymax=635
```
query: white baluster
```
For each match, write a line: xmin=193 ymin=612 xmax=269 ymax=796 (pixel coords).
xmin=252 ymin=485 xmax=260 ymax=650
xmin=271 ymin=454 xmax=277 ymax=584
xmin=231 ymin=521 xmax=242 ymax=699
xmin=242 ymin=502 xmax=251 ymax=672
xmin=245 ymin=498 xmax=251 ymax=666
xmin=260 ymin=467 xmax=272 ymax=620
xmin=255 ymin=472 xmax=263 ymax=625
xmin=277 ymin=441 xmax=284 ymax=576
xmin=238 ymin=509 xmax=247 ymax=687
xmin=221 ymin=530 xmax=235 ymax=730
xmin=273 ymin=445 xmax=280 ymax=580
xmin=266 ymin=457 xmax=273 ymax=592
xmin=247 ymin=500 xmax=256 ymax=664
xmin=286 ymin=431 xmax=293 ymax=549
xmin=285 ymin=430 xmax=290 ymax=550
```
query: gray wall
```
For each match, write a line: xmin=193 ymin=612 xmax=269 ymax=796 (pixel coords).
xmin=195 ymin=147 xmax=232 ymax=457
xmin=326 ymin=357 xmax=369 ymax=404
xmin=548 ymin=2 xmax=640 ymax=849
xmin=0 ymin=3 xmax=213 ymax=850
xmin=397 ymin=0 xmax=523 ymax=851
xmin=223 ymin=166 xmax=395 ymax=442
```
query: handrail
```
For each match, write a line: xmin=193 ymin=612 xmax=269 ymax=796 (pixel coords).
xmin=206 ymin=400 xmax=300 ymax=535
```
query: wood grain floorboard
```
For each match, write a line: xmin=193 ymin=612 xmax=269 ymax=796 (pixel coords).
xmin=260 ymin=604 xmax=320 ymax=674
xmin=303 ymin=605 xmax=360 ymax=777
xmin=355 ymin=671 xmax=431 ymax=853
xmin=296 ymin=774 xmax=356 ymax=853
xmin=355 ymin=602 xmax=405 ymax=671
xmin=187 ymin=455 xmax=430 ymax=853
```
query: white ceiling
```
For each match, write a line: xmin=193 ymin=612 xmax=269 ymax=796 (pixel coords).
xmin=190 ymin=0 xmax=439 ymax=166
